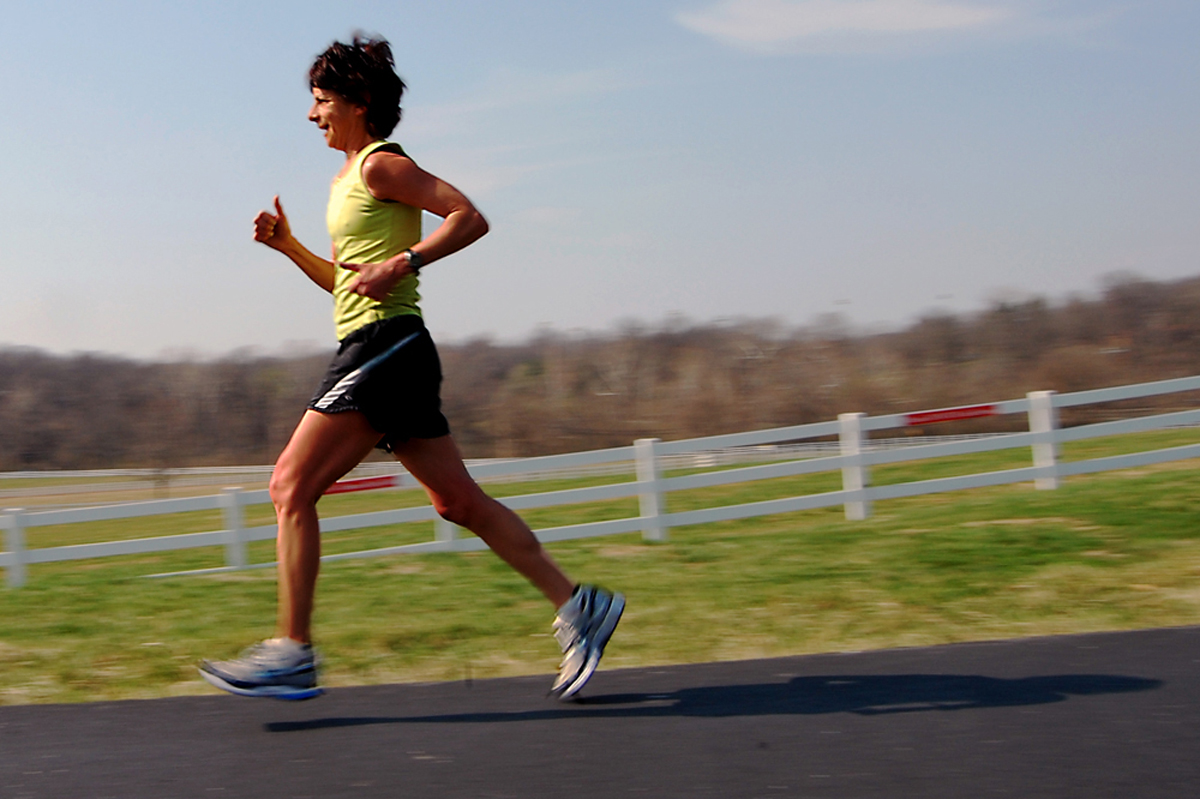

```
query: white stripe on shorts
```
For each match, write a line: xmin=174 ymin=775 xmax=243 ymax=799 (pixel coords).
xmin=313 ymin=331 xmax=421 ymax=411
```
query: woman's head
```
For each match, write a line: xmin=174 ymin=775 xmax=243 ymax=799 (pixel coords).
xmin=309 ymin=34 xmax=405 ymax=139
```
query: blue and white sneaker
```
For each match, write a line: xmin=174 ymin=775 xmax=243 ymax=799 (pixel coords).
xmin=199 ymin=638 xmax=323 ymax=700
xmin=551 ymin=585 xmax=625 ymax=700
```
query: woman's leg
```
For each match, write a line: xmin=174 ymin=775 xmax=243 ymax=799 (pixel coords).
xmin=270 ymin=409 xmax=382 ymax=643
xmin=392 ymin=435 xmax=575 ymax=608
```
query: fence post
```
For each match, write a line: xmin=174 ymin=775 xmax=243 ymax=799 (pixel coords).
xmin=220 ymin=488 xmax=247 ymax=570
xmin=839 ymin=413 xmax=872 ymax=520
xmin=635 ymin=438 xmax=666 ymax=542
xmin=1028 ymin=390 xmax=1060 ymax=490
xmin=4 ymin=508 xmax=27 ymax=589
xmin=435 ymin=516 xmax=459 ymax=548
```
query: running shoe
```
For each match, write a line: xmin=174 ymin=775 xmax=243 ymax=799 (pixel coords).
xmin=551 ymin=584 xmax=625 ymax=700
xmin=199 ymin=638 xmax=323 ymax=700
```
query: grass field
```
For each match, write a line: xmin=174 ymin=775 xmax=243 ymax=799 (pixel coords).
xmin=1 ymin=429 xmax=1199 ymax=705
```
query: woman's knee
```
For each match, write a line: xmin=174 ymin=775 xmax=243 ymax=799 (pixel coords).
xmin=432 ymin=485 xmax=493 ymax=529
xmin=432 ymin=494 xmax=474 ymax=528
xmin=437 ymin=493 xmax=542 ymax=556
xmin=269 ymin=466 xmax=319 ymax=515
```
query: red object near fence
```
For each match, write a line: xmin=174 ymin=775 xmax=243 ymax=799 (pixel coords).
xmin=904 ymin=404 xmax=998 ymax=427
xmin=323 ymin=475 xmax=400 ymax=495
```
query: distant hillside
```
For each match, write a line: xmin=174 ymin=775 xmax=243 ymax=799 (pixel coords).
xmin=3 ymin=273 xmax=1199 ymax=470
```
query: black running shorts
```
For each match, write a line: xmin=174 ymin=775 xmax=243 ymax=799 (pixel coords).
xmin=307 ymin=314 xmax=450 ymax=450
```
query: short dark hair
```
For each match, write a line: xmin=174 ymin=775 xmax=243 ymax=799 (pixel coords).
xmin=309 ymin=34 xmax=405 ymax=139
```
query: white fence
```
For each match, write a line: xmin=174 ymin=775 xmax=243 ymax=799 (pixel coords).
xmin=3 ymin=375 xmax=1200 ymax=588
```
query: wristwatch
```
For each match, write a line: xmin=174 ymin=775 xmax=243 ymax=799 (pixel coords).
xmin=403 ymin=248 xmax=424 ymax=275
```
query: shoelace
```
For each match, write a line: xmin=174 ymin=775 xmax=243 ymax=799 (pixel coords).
xmin=553 ymin=592 xmax=592 ymax=652
xmin=553 ymin=616 xmax=582 ymax=650
xmin=240 ymin=641 xmax=303 ymax=667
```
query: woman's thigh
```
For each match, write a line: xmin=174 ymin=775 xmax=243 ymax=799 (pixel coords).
xmin=273 ymin=410 xmax=383 ymax=505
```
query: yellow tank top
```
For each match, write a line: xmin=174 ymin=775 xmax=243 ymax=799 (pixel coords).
xmin=327 ymin=140 xmax=423 ymax=340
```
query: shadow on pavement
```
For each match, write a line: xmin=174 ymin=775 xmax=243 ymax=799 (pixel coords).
xmin=265 ymin=672 xmax=1160 ymax=733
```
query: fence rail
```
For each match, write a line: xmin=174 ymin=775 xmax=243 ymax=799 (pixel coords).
xmin=3 ymin=375 xmax=1200 ymax=588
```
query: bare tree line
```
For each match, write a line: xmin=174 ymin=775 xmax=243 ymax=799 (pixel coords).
xmin=3 ymin=273 xmax=1199 ymax=471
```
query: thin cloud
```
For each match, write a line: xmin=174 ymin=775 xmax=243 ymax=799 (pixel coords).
xmin=400 ymin=66 xmax=654 ymax=196
xmin=677 ymin=0 xmax=1018 ymax=53
xmin=406 ymin=66 xmax=640 ymax=139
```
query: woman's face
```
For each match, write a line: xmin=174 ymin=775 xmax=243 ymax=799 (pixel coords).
xmin=308 ymin=87 xmax=368 ymax=151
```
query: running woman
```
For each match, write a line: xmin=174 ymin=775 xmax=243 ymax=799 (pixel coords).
xmin=200 ymin=35 xmax=622 ymax=701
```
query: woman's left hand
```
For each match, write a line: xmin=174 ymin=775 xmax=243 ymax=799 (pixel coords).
xmin=339 ymin=255 xmax=414 ymax=301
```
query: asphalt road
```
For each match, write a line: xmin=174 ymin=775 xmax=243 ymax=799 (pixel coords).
xmin=2 ymin=626 xmax=1198 ymax=798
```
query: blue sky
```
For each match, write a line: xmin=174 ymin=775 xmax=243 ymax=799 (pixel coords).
xmin=2 ymin=0 xmax=1197 ymax=359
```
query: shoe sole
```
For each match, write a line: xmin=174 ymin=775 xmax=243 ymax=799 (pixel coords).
xmin=199 ymin=668 xmax=324 ymax=701
xmin=556 ymin=592 xmax=625 ymax=701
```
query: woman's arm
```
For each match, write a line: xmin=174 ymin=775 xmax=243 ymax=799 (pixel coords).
xmin=363 ymin=152 xmax=489 ymax=263
xmin=253 ymin=196 xmax=337 ymax=293
xmin=341 ymin=153 xmax=489 ymax=301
